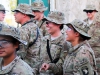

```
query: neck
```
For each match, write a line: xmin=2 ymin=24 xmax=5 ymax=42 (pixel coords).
xmin=51 ymin=30 xmax=62 ymax=37
xmin=3 ymin=53 xmax=16 ymax=66
xmin=21 ymin=17 xmax=31 ymax=25
xmin=71 ymin=38 xmax=79 ymax=46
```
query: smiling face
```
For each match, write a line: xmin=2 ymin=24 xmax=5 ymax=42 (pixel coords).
xmin=0 ymin=36 xmax=19 ymax=58
xmin=85 ymin=10 xmax=96 ymax=20
xmin=14 ymin=11 xmax=25 ymax=24
xmin=66 ymin=25 xmax=79 ymax=43
xmin=46 ymin=21 xmax=61 ymax=34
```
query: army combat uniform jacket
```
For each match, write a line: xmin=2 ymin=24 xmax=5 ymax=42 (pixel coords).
xmin=40 ymin=34 xmax=71 ymax=75
xmin=32 ymin=17 xmax=48 ymax=36
xmin=18 ymin=20 xmax=41 ymax=71
xmin=0 ymin=56 xmax=34 ymax=75
xmin=63 ymin=40 xmax=97 ymax=75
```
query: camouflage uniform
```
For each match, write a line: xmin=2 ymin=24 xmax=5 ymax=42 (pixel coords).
xmin=40 ymin=11 xmax=71 ymax=75
xmin=83 ymin=4 xmax=98 ymax=26
xmin=0 ymin=23 xmax=34 ymax=75
xmin=63 ymin=19 xmax=97 ymax=75
xmin=83 ymin=4 xmax=100 ymax=74
xmin=31 ymin=0 xmax=48 ymax=36
xmin=13 ymin=4 xmax=41 ymax=73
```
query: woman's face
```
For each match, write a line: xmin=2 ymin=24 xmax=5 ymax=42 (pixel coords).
xmin=66 ymin=25 xmax=78 ymax=42
xmin=0 ymin=36 xmax=19 ymax=58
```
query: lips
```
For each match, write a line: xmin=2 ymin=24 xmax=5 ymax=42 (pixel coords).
xmin=0 ymin=50 xmax=5 ymax=54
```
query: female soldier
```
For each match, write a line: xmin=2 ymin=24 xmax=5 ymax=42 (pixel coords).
xmin=63 ymin=19 xmax=97 ymax=75
xmin=0 ymin=24 xmax=34 ymax=75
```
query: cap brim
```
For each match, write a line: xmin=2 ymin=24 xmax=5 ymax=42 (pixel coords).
xmin=83 ymin=9 xmax=98 ymax=12
xmin=66 ymin=23 xmax=91 ymax=39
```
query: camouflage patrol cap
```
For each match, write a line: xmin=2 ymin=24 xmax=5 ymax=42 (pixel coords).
xmin=83 ymin=4 xmax=98 ymax=12
xmin=0 ymin=23 xmax=27 ymax=45
xmin=66 ymin=19 xmax=91 ymax=39
xmin=31 ymin=0 xmax=47 ymax=12
xmin=13 ymin=3 xmax=34 ymax=17
xmin=45 ymin=11 xmax=66 ymax=24
xmin=0 ymin=4 xmax=6 ymax=11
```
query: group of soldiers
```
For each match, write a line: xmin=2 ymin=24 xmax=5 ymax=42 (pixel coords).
xmin=0 ymin=0 xmax=99 ymax=75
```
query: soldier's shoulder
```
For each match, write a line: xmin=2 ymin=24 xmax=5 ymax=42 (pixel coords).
xmin=13 ymin=58 xmax=33 ymax=74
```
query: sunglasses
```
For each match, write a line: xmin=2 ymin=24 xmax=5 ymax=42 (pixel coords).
xmin=0 ymin=40 xmax=12 ymax=48
xmin=0 ymin=10 xmax=5 ymax=14
xmin=46 ymin=21 xmax=52 ymax=25
xmin=32 ymin=10 xmax=40 ymax=12
xmin=86 ymin=10 xmax=94 ymax=13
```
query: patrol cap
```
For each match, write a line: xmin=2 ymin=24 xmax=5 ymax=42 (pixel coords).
xmin=45 ymin=11 xmax=66 ymax=25
xmin=66 ymin=19 xmax=91 ymax=39
xmin=31 ymin=0 xmax=48 ymax=12
xmin=0 ymin=23 xmax=27 ymax=45
xmin=13 ymin=3 xmax=34 ymax=17
xmin=83 ymin=4 xmax=98 ymax=12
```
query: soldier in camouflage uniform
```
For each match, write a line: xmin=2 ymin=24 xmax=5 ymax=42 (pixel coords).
xmin=0 ymin=23 xmax=34 ymax=75
xmin=31 ymin=0 xmax=48 ymax=36
xmin=0 ymin=4 xmax=6 ymax=22
xmin=83 ymin=4 xmax=98 ymax=26
xmin=13 ymin=3 xmax=41 ymax=74
xmin=83 ymin=4 xmax=100 ymax=74
xmin=40 ymin=11 xmax=71 ymax=75
xmin=63 ymin=19 xmax=97 ymax=75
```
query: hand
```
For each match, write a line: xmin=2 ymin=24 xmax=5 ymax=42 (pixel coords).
xmin=40 ymin=63 xmax=50 ymax=71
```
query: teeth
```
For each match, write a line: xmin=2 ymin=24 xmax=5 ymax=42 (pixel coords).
xmin=47 ymin=28 xmax=50 ymax=30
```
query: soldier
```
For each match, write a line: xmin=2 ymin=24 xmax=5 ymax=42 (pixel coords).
xmin=83 ymin=4 xmax=100 ymax=74
xmin=0 ymin=23 xmax=34 ymax=75
xmin=13 ymin=3 xmax=41 ymax=74
xmin=83 ymin=4 xmax=98 ymax=26
xmin=63 ymin=19 xmax=97 ymax=75
xmin=40 ymin=11 xmax=71 ymax=75
xmin=0 ymin=4 xmax=6 ymax=22
xmin=31 ymin=0 xmax=48 ymax=36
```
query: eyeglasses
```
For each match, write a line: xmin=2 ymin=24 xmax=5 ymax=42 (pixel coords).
xmin=66 ymin=27 xmax=72 ymax=31
xmin=0 ymin=40 xmax=12 ymax=48
xmin=86 ymin=10 xmax=94 ymax=13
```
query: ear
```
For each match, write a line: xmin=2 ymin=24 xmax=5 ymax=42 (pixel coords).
xmin=14 ymin=42 xmax=20 ymax=49
xmin=23 ymin=14 xmax=27 ymax=18
xmin=75 ymin=32 xmax=80 ymax=37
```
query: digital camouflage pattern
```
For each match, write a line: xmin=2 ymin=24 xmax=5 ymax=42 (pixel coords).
xmin=83 ymin=4 xmax=98 ymax=12
xmin=63 ymin=40 xmax=96 ymax=75
xmin=87 ymin=8 xmax=100 ymax=74
xmin=64 ymin=19 xmax=97 ymax=75
xmin=67 ymin=19 xmax=91 ymax=38
xmin=0 ymin=56 xmax=34 ymax=75
xmin=13 ymin=3 xmax=34 ymax=17
xmin=33 ymin=17 xmax=48 ymax=36
xmin=31 ymin=0 xmax=48 ymax=12
xmin=40 ymin=34 xmax=71 ymax=75
xmin=17 ymin=20 xmax=41 ymax=74
xmin=45 ymin=11 xmax=66 ymax=24
xmin=0 ymin=23 xmax=27 ymax=45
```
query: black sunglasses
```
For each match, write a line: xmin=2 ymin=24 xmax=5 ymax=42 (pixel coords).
xmin=32 ymin=10 xmax=40 ymax=12
xmin=86 ymin=10 xmax=94 ymax=13
xmin=46 ymin=21 xmax=52 ymax=24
